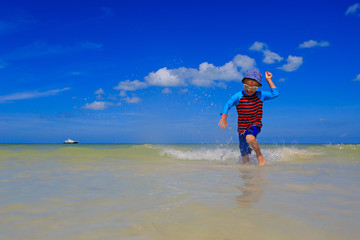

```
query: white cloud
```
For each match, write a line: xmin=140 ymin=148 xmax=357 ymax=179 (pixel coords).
xmin=162 ymin=88 xmax=172 ymax=94
xmin=299 ymin=40 xmax=330 ymax=48
xmin=263 ymin=50 xmax=284 ymax=64
xmin=95 ymin=88 xmax=105 ymax=95
xmin=232 ymin=54 xmax=256 ymax=71
xmin=345 ymin=3 xmax=360 ymax=16
xmin=0 ymin=87 xmax=70 ymax=103
xmin=353 ymin=74 xmax=360 ymax=81
xmin=144 ymin=54 xmax=256 ymax=88
xmin=114 ymin=79 xmax=149 ymax=91
xmin=249 ymin=41 xmax=283 ymax=64
xmin=278 ymin=55 xmax=303 ymax=72
xmin=95 ymin=88 xmax=105 ymax=100
xmin=145 ymin=67 xmax=186 ymax=87
xmin=119 ymin=91 xmax=127 ymax=97
xmin=82 ymin=101 xmax=113 ymax=110
xmin=179 ymin=89 xmax=189 ymax=94
xmin=191 ymin=61 xmax=243 ymax=86
xmin=249 ymin=41 xmax=267 ymax=51
xmin=113 ymin=54 xmax=256 ymax=93
xmin=123 ymin=96 xmax=142 ymax=104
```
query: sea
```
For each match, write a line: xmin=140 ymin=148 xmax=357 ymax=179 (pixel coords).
xmin=1 ymin=143 xmax=359 ymax=240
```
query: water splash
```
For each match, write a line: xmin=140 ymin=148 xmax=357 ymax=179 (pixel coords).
xmin=160 ymin=146 xmax=239 ymax=162
xmin=160 ymin=145 xmax=319 ymax=164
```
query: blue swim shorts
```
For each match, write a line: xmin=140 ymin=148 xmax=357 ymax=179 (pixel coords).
xmin=238 ymin=126 xmax=261 ymax=157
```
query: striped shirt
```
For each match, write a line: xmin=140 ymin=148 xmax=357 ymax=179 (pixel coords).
xmin=221 ymin=89 xmax=279 ymax=134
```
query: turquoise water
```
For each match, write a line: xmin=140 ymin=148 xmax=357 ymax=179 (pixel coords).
xmin=1 ymin=144 xmax=360 ymax=239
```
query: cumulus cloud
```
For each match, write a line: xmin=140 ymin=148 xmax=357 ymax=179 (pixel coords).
xmin=232 ymin=55 xmax=256 ymax=71
xmin=162 ymin=88 xmax=172 ymax=94
xmin=249 ymin=41 xmax=283 ymax=64
xmin=299 ymin=40 xmax=330 ymax=48
xmin=345 ymin=3 xmax=360 ymax=16
xmin=119 ymin=91 xmax=127 ymax=97
xmin=123 ymin=96 xmax=142 ymax=104
xmin=82 ymin=101 xmax=113 ymax=110
xmin=249 ymin=41 xmax=267 ymax=51
xmin=179 ymin=89 xmax=189 ymax=94
xmin=0 ymin=87 xmax=70 ymax=103
xmin=95 ymin=88 xmax=105 ymax=95
xmin=114 ymin=54 xmax=256 ymax=91
xmin=94 ymin=88 xmax=105 ymax=100
xmin=145 ymin=67 xmax=187 ymax=87
xmin=278 ymin=56 xmax=303 ymax=72
xmin=114 ymin=79 xmax=149 ymax=91
xmin=144 ymin=54 xmax=256 ymax=88
xmin=263 ymin=50 xmax=284 ymax=64
xmin=353 ymin=74 xmax=360 ymax=81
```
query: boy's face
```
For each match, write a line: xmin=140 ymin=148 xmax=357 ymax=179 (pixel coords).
xmin=243 ymin=79 xmax=260 ymax=96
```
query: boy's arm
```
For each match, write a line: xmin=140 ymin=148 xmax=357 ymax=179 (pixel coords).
xmin=218 ymin=92 xmax=242 ymax=130
xmin=220 ymin=92 xmax=242 ymax=115
xmin=265 ymin=72 xmax=276 ymax=89
xmin=259 ymin=72 xmax=280 ymax=101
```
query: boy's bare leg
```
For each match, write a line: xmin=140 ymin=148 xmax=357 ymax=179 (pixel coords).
xmin=242 ymin=155 xmax=250 ymax=164
xmin=246 ymin=135 xmax=266 ymax=166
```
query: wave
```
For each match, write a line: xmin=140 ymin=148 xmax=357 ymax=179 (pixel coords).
xmin=160 ymin=146 xmax=239 ymax=162
xmin=160 ymin=145 xmax=320 ymax=164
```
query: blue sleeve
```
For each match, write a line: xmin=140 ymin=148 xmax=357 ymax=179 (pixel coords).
xmin=220 ymin=91 xmax=243 ymax=115
xmin=256 ymin=88 xmax=280 ymax=102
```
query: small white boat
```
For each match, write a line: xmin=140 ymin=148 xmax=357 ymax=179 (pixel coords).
xmin=63 ymin=139 xmax=78 ymax=144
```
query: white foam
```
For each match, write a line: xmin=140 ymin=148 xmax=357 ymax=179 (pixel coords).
xmin=160 ymin=145 xmax=319 ymax=164
xmin=262 ymin=147 xmax=319 ymax=163
xmin=160 ymin=146 xmax=239 ymax=162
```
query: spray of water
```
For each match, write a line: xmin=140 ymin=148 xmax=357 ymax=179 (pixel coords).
xmin=160 ymin=145 xmax=319 ymax=165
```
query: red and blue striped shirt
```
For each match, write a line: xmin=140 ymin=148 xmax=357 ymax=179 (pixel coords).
xmin=221 ymin=89 xmax=279 ymax=134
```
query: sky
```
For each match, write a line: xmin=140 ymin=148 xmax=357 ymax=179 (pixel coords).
xmin=0 ymin=0 xmax=360 ymax=144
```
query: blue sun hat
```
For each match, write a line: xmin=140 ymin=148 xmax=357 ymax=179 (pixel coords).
xmin=242 ymin=69 xmax=262 ymax=86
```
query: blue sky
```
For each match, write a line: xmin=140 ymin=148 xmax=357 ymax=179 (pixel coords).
xmin=0 ymin=0 xmax=359 ymax=144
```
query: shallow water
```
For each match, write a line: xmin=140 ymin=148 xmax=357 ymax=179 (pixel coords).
xmin=0 ymin=144 xmax=359 ymax=239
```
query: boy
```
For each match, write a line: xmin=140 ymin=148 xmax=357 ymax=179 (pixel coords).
xmin=218 ymin=69 xmax=279 ymax=166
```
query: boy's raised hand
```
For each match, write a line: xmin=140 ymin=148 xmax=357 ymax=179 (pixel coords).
xmin=265 ymin=71 xmax=273 ymax=80
xmin=265 ymin=71 xmax=277 ymax=88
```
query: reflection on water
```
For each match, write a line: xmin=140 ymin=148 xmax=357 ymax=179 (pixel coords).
xmin=236 ymin=168 xmax=265 ymax=208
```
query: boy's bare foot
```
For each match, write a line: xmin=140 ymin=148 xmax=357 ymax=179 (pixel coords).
xmin=257 ymin=155 xmax=266 ymax=166
xmin=242 ymin=155 xmax=250 ymax=164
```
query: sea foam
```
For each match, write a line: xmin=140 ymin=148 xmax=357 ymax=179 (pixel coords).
xmin=160 ymin=145 xmax=319 ymax=164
